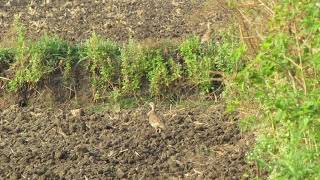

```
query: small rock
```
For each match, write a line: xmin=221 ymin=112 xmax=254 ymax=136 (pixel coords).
xmin=74 ymin=144 xmax=89 ymax=153
xmin=89 ymin=114 xmax=97 ymax=121
xmin=0 ymin=154 xmax=10 ymax=163
xmin=116 ymin=168 xmax=125 ymax=178
xmin=55 ymin=150 xmax=68 ymax=160
xmin=187 ymin=131 xmax=194 ymax=137
xmin=70 ymin=108 xmax=84 ymax=117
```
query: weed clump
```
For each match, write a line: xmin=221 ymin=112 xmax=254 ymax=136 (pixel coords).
xmin=120 ymin=39 xmax=147 ymax=96
xmin=146 ymin=50 xmax=183 ymax=97
xmin=1 ymin=19 xmax=244 ymax=103
xmin=180 ymin=34 xmax=244 ymax=93
xmin=227 ymin=1 xmax=320 ymax=178
xmin=81 ymin=33 xmax=120 ymax=100
xmin=0 ymin=48 xmax=15 ymax=71
xmin=9 ymin=35 xmax=71 ymax=91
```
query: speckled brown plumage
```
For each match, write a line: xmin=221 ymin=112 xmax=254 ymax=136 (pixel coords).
xmin=147 ymin=102 xmax=165 ymax=132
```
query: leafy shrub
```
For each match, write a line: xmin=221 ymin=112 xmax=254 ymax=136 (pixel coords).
xmin=6 ymin=16 xmax=28 ymax=91
xmin=211 ymin=32 xmax=246 ymax=73
xmin=30 ymin=35 xmax=69 ymax=80
xmin=13 ymin=16 xmax=28 ymax=65
xmin=0 ymin=48 xmax=15 ymax=66
xmin=81 ymin=33 xmax=120 ymax=100
xmin=0 ymin=49 xmax=15 ymax=89
xmin=179 ymin=36 xmax=201 ymax=81
xmin=120 ymin=39 xmax=147 ymax=96
xmin=167 ymin=57 xmax=182 ymax=82
xmin=180 ymin=36 xmax=212 ymax=92
xmin=9 ymin=34 xmax=71 ymax=91
xmin=62 ymin=45 xmax=81 ymax=85
xmin=180 ymin=34 xmax=244 ymax=93
xmin=228 ymin=1 xmax=320 ymax=178
xmin=143 ymin=40 xmax=182 ymax=97
xmin=146 ymin=51 xmax=170 ymax=96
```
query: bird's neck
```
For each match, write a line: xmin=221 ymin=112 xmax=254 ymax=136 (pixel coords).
xmin=147 ymin=105 xmax=155 ymax=115
xmin=147 ymin=108 xmax=153 ymax=116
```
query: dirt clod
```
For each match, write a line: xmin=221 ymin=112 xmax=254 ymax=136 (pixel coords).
xmin=70 ymin=108 xmax=84 ymax=117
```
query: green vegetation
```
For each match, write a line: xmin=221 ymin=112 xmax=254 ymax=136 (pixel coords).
xmin=1 ymin=17 xmax=75 ymax=91
xmin=8 ymin=34 xmax=72 ymax=91
xmin=81 ymin=33 xmax=121 ymax=100
xmin=0 ymin=48 xmax=15 ymax=65
xmin=120 ymin=39 xmax=147 ymax=96
xmin=227 ymin=0 xmax=320 ymax=179
xmin=147 ymin=53 xmax=181 ymax=97
xmin=0 ymin=19 xmax=241 ymax=100
xmin=1 ymin=1 xmax=319 ymax=178
xmin=180 ymin=36 xmax=211 ymax=92
xmin=179 ymin=34 xmax=244 ymax=93
xmin=0 ymin=48 xmax=15 ymax=81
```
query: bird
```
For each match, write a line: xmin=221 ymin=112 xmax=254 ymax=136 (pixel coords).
xmin=147 ymin=102 xmax=166 ymax=132
xmin=201 ymin=22 xmax=213 ymax=44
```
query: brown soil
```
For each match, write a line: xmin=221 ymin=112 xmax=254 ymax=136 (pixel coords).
xmin=0 ymin=1 xmax=253 ymax=179
xmin=0 ymin=0 xmax=230 ymax=43
xmin=0 ymin=103 xmax=252 ymax=179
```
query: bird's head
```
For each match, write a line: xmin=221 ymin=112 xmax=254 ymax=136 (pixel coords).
xmin=148 ymin=102 xmax=155 ymax=110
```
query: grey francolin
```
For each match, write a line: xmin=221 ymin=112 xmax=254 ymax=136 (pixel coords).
xmin=147 ymin=102 xmax=165 ymax=132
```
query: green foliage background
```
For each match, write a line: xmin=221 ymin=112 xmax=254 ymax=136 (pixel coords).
xmin=226 ymin=0 xmax=320 ymax=178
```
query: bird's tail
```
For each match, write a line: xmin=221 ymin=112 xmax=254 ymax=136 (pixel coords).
xmin=160 ymin=123 xmax=166 ymax=130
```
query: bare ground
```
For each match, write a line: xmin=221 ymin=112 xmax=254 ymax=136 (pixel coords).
xmin=0 ymin=103 xmax=252 ymax=179
xmin=0 ymin=0 xmax=231 ymax=43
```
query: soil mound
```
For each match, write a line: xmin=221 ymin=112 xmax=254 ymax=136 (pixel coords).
xmin=0 ymin=103 xmax=251 ymax=179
